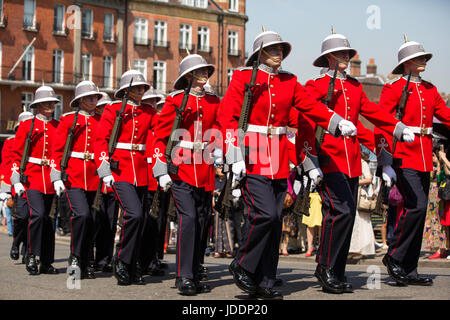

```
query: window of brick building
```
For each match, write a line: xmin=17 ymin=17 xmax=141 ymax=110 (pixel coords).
xmin=154 ymin=20 xmax=167 ymax=47
xmin=134 ymin=18 xmax=148 ymax=45
xmin=179 ymin=24 xmax=192 ymax=50
xmin=82 ymin=8 xmax=93 ymax=38
xmin=104 ymin=12 xmax=114 ymax=41
xmin=54 ymin=95 xmax=63 ymax=120
xmin=23 ymin=0 xmax=35 ymax=28
xmin=134 ymin=59 xmax=147 ymax=78
xmin=21 ymin=92 xmax=34 ymax=112
xmin=53 ymin=49 xmax=64 ymax=83
xmin=180 ymin=0 xmax=194 ymax=6
xmin=103 ymin=56 xmax=113 ymax=88
xmin=81 ymin=53 xmax=92 ymax=81
xmin=22 ymin=45 xmax=34 ymax=81
xmin=229 ymin=0 xmax=239 ymax=12
xmin=54 ymin=4 xmax=65 ymax=33
xmin=198 ymin=26 xmax=210 ymax=52
xmin=153 ymin=61 xmax=166 ymax=93
xmin=228 ymin=30 xmax=239 ymax=56
xmin=228 ymin=68 xmax=235 ymax=84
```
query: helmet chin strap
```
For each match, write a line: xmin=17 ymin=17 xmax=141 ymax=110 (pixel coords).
xmin=193 ymin=74 xmax=208 ymax=82
xmin=261 ymin=49 xmax=282 ymax=64
xmin=128 ymin=90 xmax=143 ymax=102
xmin=328 ymin=52 xmax=349 ymax=65
xmin=408 ymin=58 xmax=426 ymax=68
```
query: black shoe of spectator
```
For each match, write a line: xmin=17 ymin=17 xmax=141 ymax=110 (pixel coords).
xmin=382 ymin=254 xmax=408 ymax=285
xmin=228 ymin=260 xmax=257 ymax=294
xmin=113 ymin=258 xmax=131 ymax=286
xmin=314 ymin=264 xmax=344 ymax=294
xmin=175 ymin=277 xmax=197 ymax=296
xmin=10 ymin=244 xmax=19 ymax=260
xmin=26 ymin=255 xmax=39 ymax=275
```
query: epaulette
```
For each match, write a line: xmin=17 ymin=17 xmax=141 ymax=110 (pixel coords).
xmin=312 ymin=74 xmax=326 ymax=81
xmin=279 ymin=69 xmax=294 ymax=76
xmin=422 ymin=79 xmax=433 ymax=86
xmin=237 ymin=67 xmax=252 ymax=71
xmin=61 ymin=111 xmax=76 ymax=117
xmin=169 ymin=90 xmax=184 ymax=97
xmin=386 ymin=77 xmax=401 ymax=85
xmin=346 ymin=74 xmax=359 ymax=83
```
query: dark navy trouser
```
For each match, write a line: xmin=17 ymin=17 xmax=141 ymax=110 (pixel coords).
xmin=14 ymin=194 xmax=30 ymax=256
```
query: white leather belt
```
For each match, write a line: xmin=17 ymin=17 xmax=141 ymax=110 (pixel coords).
xmin=409 ymin=126 xmax=432 ymax=136
xmin=247 ymin=124 xmax=287 ymax=135
xmin=70 ymin=151 xmax=95 ymax=160
xmin=116 ymin=143 xmax=146 ymax=151
xmin=177 ymin=140 xmax=209 ymax=151
xmin=28 ymin=157 xmax=50 ymax=166
xmin=147 ymin=158 xmax=152 ymax=164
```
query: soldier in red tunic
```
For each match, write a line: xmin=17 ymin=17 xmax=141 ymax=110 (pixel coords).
xmin=1 ymin=111 xmax=33 ymax=262
xmin=219 ymin=29 xmax=358 ymax=300
xmin=10 ymin=86 xmax=60 ymax=275
xmin=51 ymin=80 xmax=103 ymax=279
xmin=94 ymin=70 xmax=155 ymax=286
xmin=376 ymin=37 xmax=450 ymax=286
xmin=151 ymin=54 xmax=221 ymax=295
xmin=296 ymin=30 xmax=414 ymax=294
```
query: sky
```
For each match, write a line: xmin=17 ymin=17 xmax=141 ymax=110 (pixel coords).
xmin=245 ymin=0 xmax=450 ymax=93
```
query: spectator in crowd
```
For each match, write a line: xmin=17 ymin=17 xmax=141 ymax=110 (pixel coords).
xmin=302 ymin=185 xmax=322 ymax=257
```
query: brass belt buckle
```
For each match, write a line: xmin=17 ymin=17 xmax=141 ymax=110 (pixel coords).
xmin=131 ymin=144 xmax=139 ymax=151
xmin=41 ymin=159 xmax=49 ymax=166
xmin=420 ymin=127 xmax=427 ymax=137
xmin=84 ymin=151 xmax=91 ymax=160
xmin=267 ymin=126 xmax=274 ymax=138
xmin=193 ymin=141 xmax=203 ymax=153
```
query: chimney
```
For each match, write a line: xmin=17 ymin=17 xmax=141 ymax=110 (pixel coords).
xmin=367 ymin=58 xmax=377 ymax=75
xmin=350 ymin=54 xmax=361 ymax=77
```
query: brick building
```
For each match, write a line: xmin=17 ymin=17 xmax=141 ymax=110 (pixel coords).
xmin=0 ymin=0 xmax=248 ymax=140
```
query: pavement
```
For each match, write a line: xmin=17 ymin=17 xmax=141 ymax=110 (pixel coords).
xmin=0 ymin=230 xmax=449 ymax=302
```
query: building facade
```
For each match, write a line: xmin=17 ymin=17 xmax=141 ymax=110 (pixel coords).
xmin=0 ymin=0 xmax=247 ymax=139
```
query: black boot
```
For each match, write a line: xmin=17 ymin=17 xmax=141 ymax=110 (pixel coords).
xmin=132 ymin=263 xmax=145 ymax=285
xmin=175 ymin=277 xmax=197 ymax=296
xmin=39 ymin=264 xmax=59 ymax=274
xmin=382 ymin=254 xmax=408 ymax=285
xmin=10 ymin=244 xmax=19 ymax=260
xmin=26 ymin=255 xmax=39 ymax=275
xmin=314 ymin=264 xmax=344 ymax=294
xmin=113 ymin=257 xmax=131 ymax=286
xmin=228 ymin=259 xmax=257 ymax=294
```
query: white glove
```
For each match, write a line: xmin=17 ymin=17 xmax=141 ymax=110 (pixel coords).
xmin=232 ymin=160 xmax=246 ymax=180
xmin=232 ymin=188 xmax=241 ymax=198
xmin=0 ymin=192 xmax=8 ymax=201
xmin=103 ymin=175 xmax=115 ymax=188
xmin=338 ymin=119 xmax=357 ymax=136
xmin=213 ymin=149 xmax=223 ymax=166
xmin=53 ymin=180 xmax=66 ymax=197
xmin=158 ymin=174 xmax=172 ymax=192
xmin=402 ymin=127 xmax=415 ymax=143
xmin=308 ymin=168 xmax=323 ymax=186
xmin=14 ymin=183 xmax=25 ymax=196
xmin=382 ymin=165 xmax=397 ymax=187
xmin=293 ymin=180 xmax=302 ymax=195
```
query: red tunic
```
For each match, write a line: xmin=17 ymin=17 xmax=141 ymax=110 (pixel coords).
xmin=0 ymin=137 xmax=15 ymax=193
xmin=375 ymin=76 xmax=450 ymax=172
xmin=219 ymin=65 xmax=340 ymax=180
xmin=152 ymin=90 xmax=220 ymax=191
xmin=94 ymin=101 xmax=156 ymax=187
xmin=51 ymin=111 xmax=100 ymax=191
xmin=10 ymin=116 xmax=59 ymax=194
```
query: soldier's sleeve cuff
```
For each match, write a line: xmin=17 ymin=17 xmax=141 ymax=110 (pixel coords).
xmin=302 ymin=153 xmax=320 ymax=172
xmin=50 ymin=168 xmax=61 ymax=183
xmin=152 ymin=158 xmax=168 ymax=178
xmin=97 ymin=161 xmax=112 ymax=179
xmin=10 ymin=171 xmax=20 ymax=186
xmin=225 ymin=144 xmax=243 ymax=165
xmin=327 ymin=113 xmax=344 ymax=137
xmin=1 ymin=181 xmax=11 ymax=193
xmin=377 ymin=148 xmax=393 ymax=167
xmin=393 ymin=122 xmax=407 ymax=142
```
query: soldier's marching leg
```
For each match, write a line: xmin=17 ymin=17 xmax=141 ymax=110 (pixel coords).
xmin=315 ymin=172 xmax=358 ymax=294
xmin=25 ymin=190 xmax=58 ymax=275
xmin=11 ymin=195 xmax=29 ymax=262
xmin=65 ymin=188 xmax=96 ymax=279
xmin=387 ymin=168 xmax=432 ymax=285
xmin=112 ymin=181 xmax=147 ymax=286
xmin=155 ymin=190 xmax=170 ymax=268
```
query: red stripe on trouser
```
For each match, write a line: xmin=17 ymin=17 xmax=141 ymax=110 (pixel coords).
xmin=238 ymin=180 xmax=258 ymax=265
xmin=170 ymin=189 xmax=182 ymax=276
xmin=64 ymin=190 xmax=75 ymax=255
xmin=112 ymin=185 xmax=127 ymax=261
xmin=390 ymin=209 xmax=409 ymax=257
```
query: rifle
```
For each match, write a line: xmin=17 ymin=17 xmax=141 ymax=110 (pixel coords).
xmin=149 ymin=77 xmax=194 ymax=219
xmin=49 ymin=110 xmax=80 ymax=219
xmin=12 ymin=114 xmax=36 ymax=216
xmin=374 ymin=71 xmax=412 ymax=216
xmin=291 ymin=62 xmax=338 ymax=217
xmin=215 ymin=43 xmax=263 ymax=218
xmin=92 ymin=79 xmax=134 ymax=212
